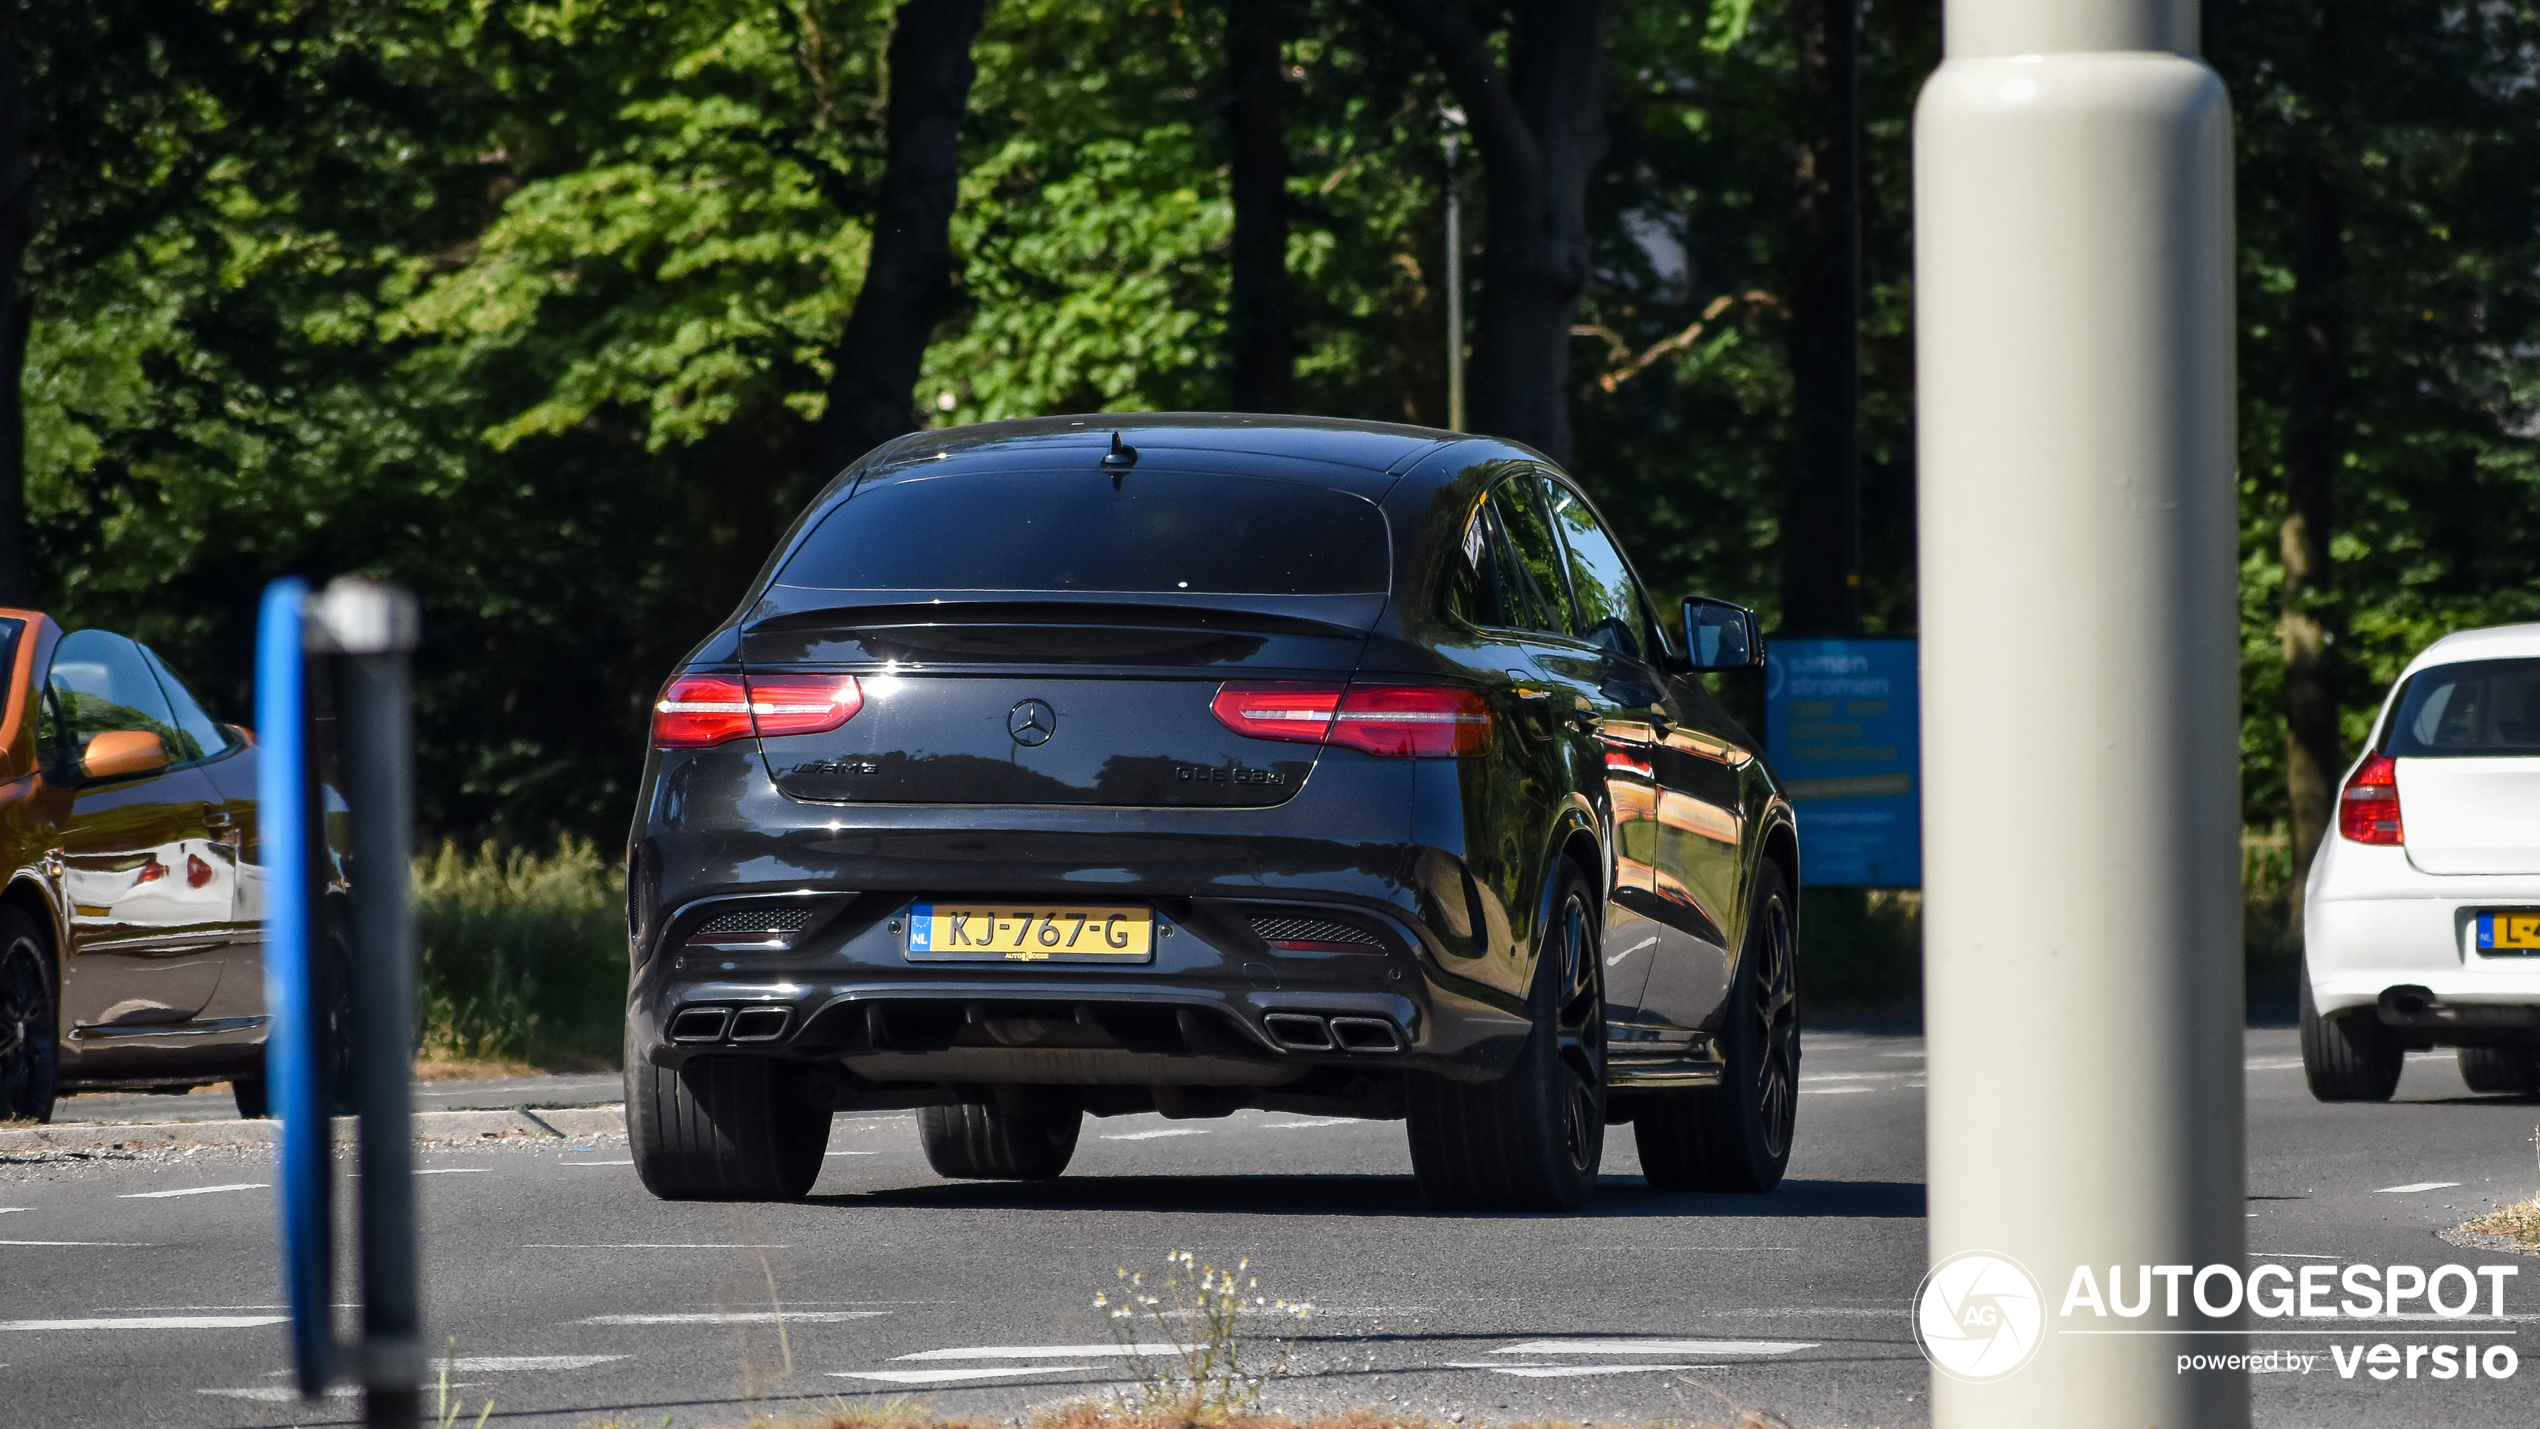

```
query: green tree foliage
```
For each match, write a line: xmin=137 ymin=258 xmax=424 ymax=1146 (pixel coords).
xmin=16 ymin=0 xmax=2540 ymax=852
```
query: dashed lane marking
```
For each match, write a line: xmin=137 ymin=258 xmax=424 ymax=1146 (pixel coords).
xmin=416 ymin=1169 xmax=487 ymax=1176
xmin=835 ymin=1367 xmax=1093 ymax=1385
xmin=895 ymin=1344 xmax=1183 ymax=1360
xmin=563 ymin=1160 xmax=635 ymax=1167
xmin=1 ymin=1241 xmax=159 ymax=1248
xmin=0 ymin=1207 xmax=25 ymax=1213
xmin=826 ymin=1151 xmax=879 ymax=1156
xmin=1448 ymin=1362 xmax=1704 ymax=1378
xmin=435 ymin=1355 xmax=629 ymax=1370
xmin=1797 ymin=1087 xmax=1869 ymax=1095
xmin=1101 ymin=1129 xmax=1210 ymax=1141
xmin=2376 ymin=1182 xmax=2463 ymax=1194
xmin=2 ymin=1315 xmax=286 ymax=1331
xmin=528 ymin=1243 xmax=787 ymax=1250
xmin=578 ymin=1311 xmax=888 ymax=1325
xmin=200 ymin=1387 xmax=361 ymax=1402
xmin=1494 ymin=1339 xmax=1818 ymax=1356
xmin=118 ymin=1183 xmax=269 ymax=1200
xmin=1262 ymin=1118 xmax=1358 ymax=1129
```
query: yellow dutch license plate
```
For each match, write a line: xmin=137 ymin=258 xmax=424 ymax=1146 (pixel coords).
xmin=2477 ymin=911 xmax=2540 ymax=953
xmin=904 ymin=903 xmax=1154 ymax=962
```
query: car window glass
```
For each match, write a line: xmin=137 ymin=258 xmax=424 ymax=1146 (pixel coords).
xmin=140 ymin=645 xmax=231 ymax=762
xmin=1445 ymin=500 xmax=1512 ymax=628
xmin=2387 ymin=658 xmax=2540 ymax=756
xmin=1490 ymin=477 xmax=1574 ymax=636
xmin=45 ymin=630 xmax=184 ymax=770
xmin=777 ymin=469 xmax=1389 ymax=595
xmin=1542 ymin=480 xmax=1648 ymax=663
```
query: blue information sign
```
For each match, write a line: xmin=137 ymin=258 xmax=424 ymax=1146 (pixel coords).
xmin=1765 ymin=639 xmax=1921 ymax=887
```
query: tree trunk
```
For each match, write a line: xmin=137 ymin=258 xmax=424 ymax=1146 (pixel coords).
xmin=1779 ymin=0 xmax=1861 ymax=638
xmin=808 ymin=0 xmax=987 ymax=482
xmin=2281 ymin=148 xmax=2345 ymax=877
xmin=1226 ymin=0 xmax=1295 ymax=412
xmin=0 ymin=3 xmax=35 ymax=608
xmin=1370 ymin=0 xmax=1608 ymax=465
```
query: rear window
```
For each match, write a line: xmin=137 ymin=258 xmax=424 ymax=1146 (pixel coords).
xmin=776 ymin=469 xmax=1389 ymax=595
xmin=2386 ymin=658 xmax=2540 ymax=757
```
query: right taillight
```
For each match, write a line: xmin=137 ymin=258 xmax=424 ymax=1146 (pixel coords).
xmin=652 ymin=672 xmax=863 ymax=748
xmin=1212 ymin=680 xmax=1491 ymax=758
xmin=2337 ymin=750 xmax=2404 ymax=845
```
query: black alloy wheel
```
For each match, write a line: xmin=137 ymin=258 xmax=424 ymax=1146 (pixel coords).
xmin=1406 ymin=862 xmax=1605 ymax=1213
xmin=1635 ymin=862 xmax=1799 ymax=1193
xmin=0 ymin=911 xmax=58 ymax=1123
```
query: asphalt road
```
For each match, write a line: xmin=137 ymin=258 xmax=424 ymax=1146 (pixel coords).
xmin=6 ymin=1028 xmax=2537 ymax=1429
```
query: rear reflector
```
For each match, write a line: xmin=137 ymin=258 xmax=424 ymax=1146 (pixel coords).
xmin=653 ymin=673 xmax=863 ymax=748
xmin=2338 ymin=750 xmax=2404 ymax=845
xmin=1211 ymin=681 xmax=1489 ymax=758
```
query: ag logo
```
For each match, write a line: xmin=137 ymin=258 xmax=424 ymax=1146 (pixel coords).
xmin=1913 ymin=1251 xmax=2044 ymax=1383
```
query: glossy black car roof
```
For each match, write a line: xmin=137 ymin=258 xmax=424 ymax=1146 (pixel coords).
xmin=851 ymin=412 xmax=1547 ymax=490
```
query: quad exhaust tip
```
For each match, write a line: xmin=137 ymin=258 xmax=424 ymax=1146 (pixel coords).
xmin=1263 ymin=1012 xmax=1402 ymax=1053
xmin=669 ymin=1005 xmax=794 ymax=1044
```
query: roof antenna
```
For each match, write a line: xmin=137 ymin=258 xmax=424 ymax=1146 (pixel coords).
xmin=1102 ymin=430 xmax=1139 ymax=488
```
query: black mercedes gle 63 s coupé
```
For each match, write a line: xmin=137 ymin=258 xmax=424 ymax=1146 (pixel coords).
xmin=624 ymin=415 xmax=1801 ymax=1212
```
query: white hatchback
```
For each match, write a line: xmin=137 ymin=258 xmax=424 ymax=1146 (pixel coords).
xmin=2302 ymin=622 xmax=2540 ymax=1101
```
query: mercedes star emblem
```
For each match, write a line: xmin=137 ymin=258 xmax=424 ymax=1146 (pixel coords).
xmin=1008 ymin=699 xmax=1057 ymax=747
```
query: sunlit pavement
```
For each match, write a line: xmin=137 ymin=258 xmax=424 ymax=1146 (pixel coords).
xmin=5 ymin=1028 xmax=2535 ymax=1428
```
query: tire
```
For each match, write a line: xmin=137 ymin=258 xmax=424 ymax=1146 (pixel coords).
xmin=2299 ymin=963 xmax=2403 ymax=1102
xmin=1634 ymin=862 xmax=1799 ymax=1193
xmin=626 ymin=1046 xmax=831 ymax=1201
xmin=918 ymin=1100 xmax=1083 ymax=1180
xmin=0 ymin=911 xmax=59 ymax=1124
xmin=231 ymin=1076 xmax=270 ymax=1120
xmin=1406 ymin=861 xmax=1605 ymax=1213
xmin=2457 ymin=1046 xmax=2540 ymax=1096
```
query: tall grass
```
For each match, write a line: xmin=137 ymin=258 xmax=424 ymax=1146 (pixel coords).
xmin=414 ymin=839 xmax=626 ymax=1069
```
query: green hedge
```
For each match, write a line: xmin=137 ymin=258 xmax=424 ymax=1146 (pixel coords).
xmin=414 ymin=839 xmax=627 ymax=1068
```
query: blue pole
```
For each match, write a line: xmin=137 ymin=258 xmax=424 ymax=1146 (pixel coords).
xmin=257 ymin=577 xmax=332 ymax=1396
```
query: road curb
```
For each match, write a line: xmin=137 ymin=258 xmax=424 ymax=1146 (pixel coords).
xmin=0 ymin=1105 xmax=626 ymax=1154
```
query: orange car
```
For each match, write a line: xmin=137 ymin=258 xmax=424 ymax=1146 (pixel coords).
xmin=0 ymin=609 xmax=280 ymax=1123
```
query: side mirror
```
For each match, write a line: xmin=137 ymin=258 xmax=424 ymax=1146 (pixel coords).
xmin=1681 ymin=596 xmax=1763 ymax=671
xmin=81 ymin=730 xmax=170 ymax=781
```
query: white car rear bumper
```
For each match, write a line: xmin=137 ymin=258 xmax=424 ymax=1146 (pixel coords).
xmin=2303 ymin=837 xmax=2540 ymax=1019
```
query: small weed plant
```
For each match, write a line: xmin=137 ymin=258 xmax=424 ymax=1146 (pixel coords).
xmin=2462 ymin=1197 xmax=2540 ymax=1254
xmin=436 ymin=1337 xmax=494 ymax=1429
xmin=1095 ymin=1251 xmax=1312 ymax=1419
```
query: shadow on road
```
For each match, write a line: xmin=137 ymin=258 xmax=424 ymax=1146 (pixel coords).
xmin=812 ymin=1174 xmax=1925 ymax=1220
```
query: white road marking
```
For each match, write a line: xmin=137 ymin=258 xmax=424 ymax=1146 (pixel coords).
xmin=2244 ymin=1058 xmax=2306 ymax=1070
xmin=0 ymin=1241 xmax=159 ymax=1248
xmin=528 ymin=1243 xmax=788 ymax=1249
xmin=416 ymin=1169 xmax=488 ymax=1176
xmin=896 ymin=1344 xmax=1183 ymax=1360
xmin=2376 ymin=1182 xmax=2462 ymax=1194
xmin=118 ymin=1183 xmax=269 ymax=1200
xmin=200 ymin=1386 xmax=361 ymax=1402
xmin=1797 ymin=1087 xmax=1869 ymax=1095
xmin=1102 ymin=1129 xmax=1210 ymax=1141
xmin=579 ymin=1311 xmax=887 ymax=1325
xmin=564 ymin=1160 xmax=635 ymax=1167
xmin=1800 ymin=1072 xmax=1911 ymax=1082
xmin=1495 ymin=1339 xmax=1817 ymax=1356
xmin=1449 ymin=1362 xmax=1702 ymax=1378
xmin=435 ymin=1355 xmax=628 ymax=1371
xmin=835 ymin=1366 xmax=1092 ymax=1385
xmin=0 ymin=1207 xmax=25 ymax=1213
xmin=1262 ymin=1118 xmax=1357 ymax=1129
xmin=825 ymin=1151 xmax=879 ymax=1156
xmin=2 ymin=1315 xmax=285 ymax=1331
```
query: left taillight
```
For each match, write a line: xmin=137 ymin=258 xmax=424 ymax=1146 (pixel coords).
xmin=652 ymin=673 xmax=863 ymax=749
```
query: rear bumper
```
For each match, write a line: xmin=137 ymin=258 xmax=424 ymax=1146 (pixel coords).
xmin=2303 ymin=838 xmax=2540 ymax=1030
xmin=626 ymin=746 xmax=1541 ymax=1105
